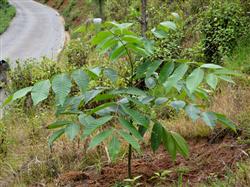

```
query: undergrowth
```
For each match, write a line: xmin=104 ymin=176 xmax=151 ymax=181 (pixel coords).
xmin=225 ymin=33 xmax=250 ymax=74
xmin=0 ymin=0 xmax=16 ymax=34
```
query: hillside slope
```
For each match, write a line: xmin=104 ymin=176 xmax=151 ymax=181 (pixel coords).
xmin=37 ymin=0 xmax=92 ymax=30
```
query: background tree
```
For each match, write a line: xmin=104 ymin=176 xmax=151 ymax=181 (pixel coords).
xmin=141 ymin=0 xmax=148 ymax=37
xmin=89 ymin=0 xmax=105 ymax=20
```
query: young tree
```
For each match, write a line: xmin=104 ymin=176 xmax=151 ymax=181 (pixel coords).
xmin=4 ymin=18 xmax=237 ymax=179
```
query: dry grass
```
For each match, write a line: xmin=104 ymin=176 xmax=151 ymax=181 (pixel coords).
xmin=1 ymin=79 xmax=250 ymax=186
xmin=162 ymin=116 xmax=211 ymax=138
xmin=0 ymin=108 xmax=55 ymax=186
xmin=211 ymin=83 xmax=250 ymax=120
xmin=161 ymin=81 xmax=250 ymax=139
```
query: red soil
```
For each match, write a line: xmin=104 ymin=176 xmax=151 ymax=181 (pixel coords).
xmin=59 ymin=136 xmax=249 ymax=186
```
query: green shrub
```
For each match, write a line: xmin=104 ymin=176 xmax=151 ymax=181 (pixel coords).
xmin=182 ymin=42 xmax=204 ymax=62
xmin=8 ymin=58 xmax=67 ymax=93
xmin=104 ymin=0 xmax=132 ymax=22
xmin=0 ymin=0 xmax=9 ymax=8
xmin=153 ymin=30 xmax=184 ymax=61
xmin=150 ymin=13 xmax=185 ymax=62
xmin=240 ymin=0 xmax=250 ymax=13
xmin=224 ymin=33 xmax=250 ymax=74
xmin=6 ymin=59 xmax=70 ymax=109
xmin=200 ymin=0 xmax=249 ymax=64
xmin=184 ymin=0 xmax=208 ymax=15
xmin=64 ymin=39 xmax=89 ymax=67
xmin=62 ymin=0 xmax=76 ymax=18
xmin=0 ymin=0 xmax=16 ymax=34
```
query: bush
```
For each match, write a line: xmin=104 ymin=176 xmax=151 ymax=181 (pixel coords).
xmin=6 ymin=59 xmax=71 ymax=110
xmin=200 ymin=0 xmax=249 ymax=64
xmin=184 ymin=0 xmax=208 ymax=15
xmin=240 ymin=0 xmax=250 ymax=13
xmin=8 ymin=58 xmax=67 ymax=93
xmin=104 ymin=0 xmax=132 ymax=22
xmin=150 ymin=14 xmax=185 ymax=62
xmin=0 ymin=0 xmax=16 ymax=34
xmin=224 ymin=33 xmax=250 ymax=74
xmin=153 ymin=30 xmax=184 ymax=61
xmin=64 ymin=39 xmax=89 ymax=67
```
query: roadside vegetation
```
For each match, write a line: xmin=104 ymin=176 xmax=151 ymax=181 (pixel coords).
xmin=0 ymin=0 xmax=16 ymax=34
xmin=1 ymin=0 xmax=250 ymax=186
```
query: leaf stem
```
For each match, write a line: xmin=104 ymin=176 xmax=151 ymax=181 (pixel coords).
xmin=107 ymin=28 xmax=134 ymax=85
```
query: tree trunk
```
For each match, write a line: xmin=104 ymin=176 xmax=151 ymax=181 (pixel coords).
xmin=98 ymin=0 xmax=104 ymax=20
xmin=141 ymin=0 xmax=148 ymax=37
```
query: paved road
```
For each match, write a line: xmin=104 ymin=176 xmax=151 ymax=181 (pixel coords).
xmin=0 ymin=0 xmax=65 ymax=66
xmin=0 ymin=0 xmax=65 ymax=118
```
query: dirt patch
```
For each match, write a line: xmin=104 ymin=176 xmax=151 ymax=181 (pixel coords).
xmin=58 ymin=136 xmax=249 ymax=186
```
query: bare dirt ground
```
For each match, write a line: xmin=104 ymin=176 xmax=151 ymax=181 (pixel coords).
xmin=58 ymin=135 xmax=249 ymax=187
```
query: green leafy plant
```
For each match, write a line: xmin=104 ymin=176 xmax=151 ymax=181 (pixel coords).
xmin=200 ymin=0 xmax=248 ymax=64
xmin=150 ymin=169 xmax=172 ymax=181
xmin=151 ymin=12 xmax=184 ymax=61
xmin=64 ymin=38 xmax=90 ymax=67
xmin=4 ymin=18 xmax=237 ymax=180
xmin=124 ymin=175 xmax=143 ymax=187
xmin=0 ymin=0 xmax=16 ymax=34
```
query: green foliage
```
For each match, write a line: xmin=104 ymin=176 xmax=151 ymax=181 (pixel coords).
xmin=5 ymin=19 xmax=237 ymax=178
xmin=62 ymin=0 xmax=76 ymax=19
xmin=31 ymin=80 xmax=51 ymax=105
xmin=0 ymin=107 xmax=61 ymax=185
xmin=200 ymin=0 xmax=249 ymax=64
xmin=183 ymin=0 xmax=208 ymax=15
xmin=52 ymin=73 xmax=72 ymax=106
xmin=0 ymin=121 xmax=7 ymax=159
xmin=6 ymin=58 xmax=73 ymax=109
xmin=64 ymin=39 xmax=90 ymax=67
xmin=151 ymin=13 xmax=185 ymax=63
xmin=88 ymin=0 xmax=105 ymax=19
xmin=0 ymin=0 xmax=16 ymax=34
xmin=104 ymin=0 xmax=132 ymax=22
xmin=240 ymin=0 xmax=250 ymax=13
xmin=8 ymin=58 xmax=67 ymax=93
xmin=225 ymin=33 xmax=250 ymax=74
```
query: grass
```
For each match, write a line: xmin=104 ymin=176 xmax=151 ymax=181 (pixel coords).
xmin=0 ymin=4 xmax=250 ymax=185
xmin=0 ymin=80 xmax=249 ymax=186
xmin=198 ymin=159 xmax=250 ymax=187
xmin=1 ymin=48 xmax=250 ymax=186
xmin=0 ymin=2 xmax=16 ymax=34
xmin=194 ymin=34 xmax=250 ymax=187
xmin=224 ymin=33 xmax=250 ymax=74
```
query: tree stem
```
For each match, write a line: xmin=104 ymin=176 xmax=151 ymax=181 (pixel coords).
xmin=98 ymin=0 xmax=104 ymax=20
xmin=141 ymin=0 xmax=148 ymax=37
xmin=128 ymin=144 xmax=132 ymax=179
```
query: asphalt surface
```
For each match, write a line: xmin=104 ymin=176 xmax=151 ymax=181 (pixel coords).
xmin=0 ymin=0 xmax=65 ymax=118
xmin=0 ymin=0 xmax=65 ymax=66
